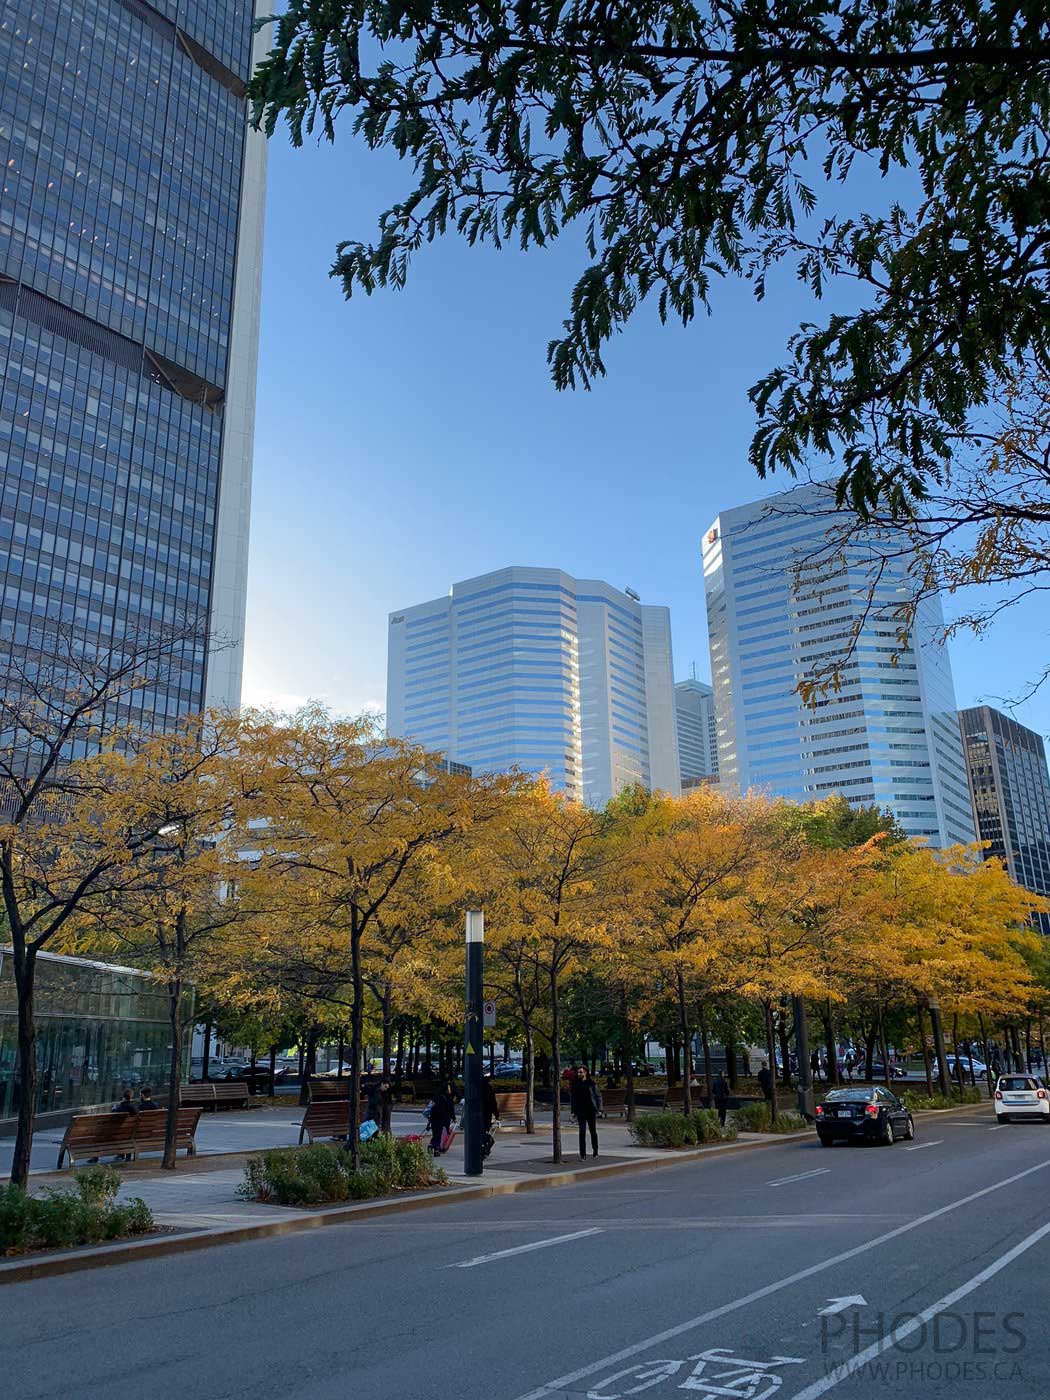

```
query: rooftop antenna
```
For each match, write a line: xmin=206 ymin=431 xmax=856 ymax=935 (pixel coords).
xmin=690 ymin=660 xmax=698 ymax=681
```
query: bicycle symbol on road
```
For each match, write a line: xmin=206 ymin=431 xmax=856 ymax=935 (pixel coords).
xmin=586 ymin=1348 xmax=805 ymax=1400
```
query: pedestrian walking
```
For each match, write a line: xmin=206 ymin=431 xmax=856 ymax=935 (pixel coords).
xmin=427 ymin=1080 xmax=456 ymax=1155
xmin=757 ymin=1062 xmax=773 ymax=1103
xmin=810 ymin=1050 xmax=821 ymax=1084
xmin=367 ymin=1078 xmax=392 ymax=1131
xmin=712 ymin=1072 xmax=730 ymax=1127
xmin=570 ymin=1065 xmax=602 ymax=1159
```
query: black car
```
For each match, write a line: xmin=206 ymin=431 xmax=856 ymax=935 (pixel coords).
xmin=814 ymin=1087 xmax=915 ymax=1147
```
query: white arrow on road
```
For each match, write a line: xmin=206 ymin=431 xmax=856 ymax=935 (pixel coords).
xmin=818 ymin=1296 xmax=868 ymax=1316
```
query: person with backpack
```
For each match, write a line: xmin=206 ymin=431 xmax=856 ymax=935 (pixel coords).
xmin=570 ymin=1065 xmax=602 ymax=1159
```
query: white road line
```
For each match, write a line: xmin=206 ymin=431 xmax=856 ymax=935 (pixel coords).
xmin=788 ymin=1217 xmax=1050 ymax=1400
xmin=903 ymin=1140 xmax=942 ymax=1152
xmin=509 ymin=1157 xmax=1050 ymax=1400
xmin=450 ymin=1227 xmax=602 ymax=1268
xmin=767 ymin=1168 xmax=832 ymax=1187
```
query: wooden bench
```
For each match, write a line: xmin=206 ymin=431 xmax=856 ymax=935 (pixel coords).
xmin=600 ymin=1088 xmax=628 ymax=1118
xmin=308 ymin=1078 xmax=351 ymax=1101
xmin=299 ymin=1100 xmax=367 ymax=1145
xmin=179 ymin=1082 xmax=250 ymax=1111
xmin=494 ymin=1091 xmax=528 ymax=1126
xmin=126 ymin=1108 xmax=201 ymax=1162
xmin=56 ymin=1108 xmax=202 ymax=1167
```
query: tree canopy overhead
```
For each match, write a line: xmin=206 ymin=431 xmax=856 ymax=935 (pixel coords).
xmin=250 ymin=0 xmax=1050 ymax=517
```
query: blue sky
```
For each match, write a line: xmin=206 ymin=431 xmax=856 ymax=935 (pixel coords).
xmin=243 ymin=135 xmax=1049 ymax=744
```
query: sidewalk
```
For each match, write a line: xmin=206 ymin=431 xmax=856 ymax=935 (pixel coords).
xmin=10 ymin=1110 xmax=780 ymax=1233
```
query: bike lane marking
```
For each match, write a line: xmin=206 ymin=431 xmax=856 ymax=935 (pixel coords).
xmin=451 ymin=1227 xmax=602 ymax=1268
xmin=509 ymin=1157 xmax=1050 ymax=1400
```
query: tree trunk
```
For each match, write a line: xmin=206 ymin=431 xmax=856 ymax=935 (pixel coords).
xmin=381 ymin=992 xmax=393 ymax=1133
xmin=550 ymin=966 xmax=563 ymax=1164
xmin=977 ymin=1010 xmax=995 ymax=1097
xmin=877 ymin=1005 xmax=891 ymax=1088
xmin=677 ymin=970 xmax=692 ymax=1116
xmin=698 ymin=1006 xmax=714 ymax=1103
xmin=1024 ymin=1018 xmax=1033 ymax=1072
xmin=347 ymin=910 xmax=364 ymax=1169
xmin=777 ymin=1001 xmax=792 ymax=1087
xmin=202 ymin=1021 xmax=212 ymax=1081
xmin=951 ymin=1014 xmax=965 ymax=1099
xmin=163 ymin=975 xmax=184 ymax=1170
xmin=917 ymin=1004 xmax=934 ymax=1096
xmin=824 ymin=999 xmax=839 ymax=1086
xmin=929 ymin=1001 xmax=951 ymax=1098
xmin=863 ymin=1023 xmax=877 ymax=1081
xmin=763 ymin=1000 xmax=779 ymax=1125
xmin=394 ymin=1019 xmax=405 ymax=1081
xmin=337 ymin=1033 xmax=345 ymax=1078
xmin=725 ymin=1023 xmax=739 ymax=1090
xmin=268 ymin=1044 xmax=277 ymax=1097
xmin=10 ymin=943 xmax=37 ymax=1188
xmin=524 ymin=1023 xmax=536 ymax=1133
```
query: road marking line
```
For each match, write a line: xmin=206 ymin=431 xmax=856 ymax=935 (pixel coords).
xmin=787 ymin=1216 xmax=1050 ymax=1400
xmin=509 ymin=1157 xmax=1050 ymax=1400
xmin=450 ymin=1228 xmax=602 ymax=1268
xmin=767 ymin=1169 xmax=831 ymax=1187
xmin=903 ymin=1141 xmax=942 ymax=1152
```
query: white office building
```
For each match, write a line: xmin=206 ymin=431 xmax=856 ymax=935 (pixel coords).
xmin=702 ymin=485 xmax=975 ymax=847
xmin=675 ymin=679 xmax=720 ymax=787
xmin=387 ymin=567 xmax=681 ymax=808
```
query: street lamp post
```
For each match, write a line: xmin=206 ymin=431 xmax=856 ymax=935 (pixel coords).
xmin=464 ymin=910 xmax=484 ymax=1177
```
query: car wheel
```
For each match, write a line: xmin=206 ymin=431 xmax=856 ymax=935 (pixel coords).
xmin=903 ymin=1115 xmax=915 ymax=1141
xmin=997 ymin=1114 xmax=1008 ymax=1125
xmin=880 ymin=1114 xmax=894 ymax=1145
xmin=818 ymin=1134 xmax=833 ymax=1148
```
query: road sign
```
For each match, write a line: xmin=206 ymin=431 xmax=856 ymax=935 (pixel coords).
xmin=483 ymin=999 xmax=497 ymax=1028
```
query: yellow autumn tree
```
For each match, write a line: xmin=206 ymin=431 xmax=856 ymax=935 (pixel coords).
xmin=232 ymin=707 xmax=507 ymax=1164
xmin=478 ymin=780 xmax=607 ymax=1163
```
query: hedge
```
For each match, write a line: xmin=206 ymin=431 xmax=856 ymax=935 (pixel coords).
xmin=900 ymin=1087 xmax=983 ymax=1111
xmin=239 ymin=1135 xmax=445 ymax=1207
xmin=0 ymin=1166 xmax=153 ymax=1255
xmin=630 ymin=1108 xmax=738 ymax=1149
xmin=733 ymin=1101 xmax=808 ymax=1133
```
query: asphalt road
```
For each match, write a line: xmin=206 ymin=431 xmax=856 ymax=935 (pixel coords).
xmin=5 ymin=1107 xmax=1050 ymax=1400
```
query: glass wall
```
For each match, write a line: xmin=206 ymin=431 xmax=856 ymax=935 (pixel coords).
xmin=0 ymin=950 xmax=194 ymax=1118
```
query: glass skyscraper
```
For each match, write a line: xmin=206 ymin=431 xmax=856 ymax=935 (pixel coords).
xmin=703 ymin=485 xmax=975 ymax=847
xmin=387 ymin=567 xmax=681 ymax=808
xmin=0 ymin=0 xmax=265 ymax=725
xmin=675 ymin=678 xmax=719 ymax=788
xmin=959 ymin=706 xmax=1050 ymax=931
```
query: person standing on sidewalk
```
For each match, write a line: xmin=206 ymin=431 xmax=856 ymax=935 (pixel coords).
xmin=757 ymin=1062 xmax=773 ymax=1103
xmin=712 ymin=1072 xmax=730 ymax=1127
xmin=570 ymin=1065 xmax=602 ymax=1159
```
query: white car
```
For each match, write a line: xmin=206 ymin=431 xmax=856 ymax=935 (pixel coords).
xmin=994 ymin=1074 xmax=1050 ymax=1123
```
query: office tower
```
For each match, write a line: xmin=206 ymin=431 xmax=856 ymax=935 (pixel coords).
xmin=959 ymin=706 xmax=1050 ymax=930
xmin=0 ymin=0 xmax=266 ymax=724
xmin=702 ymin=484 xmax=975 ymax=847
xmin=675 ymin=678 xmax=719 ymax=789
xmin=387 ymin=567 xmax=681 ymax=808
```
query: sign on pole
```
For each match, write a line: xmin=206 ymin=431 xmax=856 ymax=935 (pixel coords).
xmin=483 ymin=1000 xmax=496 ymax=1028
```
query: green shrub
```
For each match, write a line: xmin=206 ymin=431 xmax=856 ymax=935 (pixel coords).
xmin=629 ymin=1108 xmax=737 ymax=1149
xmin=733 ymin=1101 xmax=808 ymax=1133
xmin=239 ymin=1136 xmax=446 ymax=1207
xmin=900 ymin=1087 xmax=982 ymax=1111
xmin=0 ymin=1174 xmax=153 ymax=1256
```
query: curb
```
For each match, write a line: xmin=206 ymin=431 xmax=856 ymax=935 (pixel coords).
xmin=0 ymin=1131 xmax=808 ymax=1285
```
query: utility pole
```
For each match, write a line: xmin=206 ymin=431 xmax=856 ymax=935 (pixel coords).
xmin=793 ymin=995 xmax=815 ymax=1120
xmin=464 ymin=910 xmax=484 ymax=1177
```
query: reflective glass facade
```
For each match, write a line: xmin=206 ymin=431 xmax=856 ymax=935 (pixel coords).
xmin=0 ymin=949 xmax=193 ymax=1118
xmin=388 ymin=568 xmax=681 ymax=808
xmin=0 ymin=0 xmax=262 ymax=725
xmin=675 ymin=678 xmax=719 ymax=785
xmin=703 ymin=486 xmax=975 ymax=847
xmin=959 ymin=706 xmax=1050 ymax=932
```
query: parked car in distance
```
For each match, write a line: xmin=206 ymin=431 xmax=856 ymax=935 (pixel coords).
xmin=814 ymin=1087 xmax=915 ymax=1147
xmin=492 ymin=1061 xmax=524 ymax=1078
xmin=994 ymin=1074 xmax=1050 ymax=1123
xmin=945 ymin=1054 xmax=988 ymax=1078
